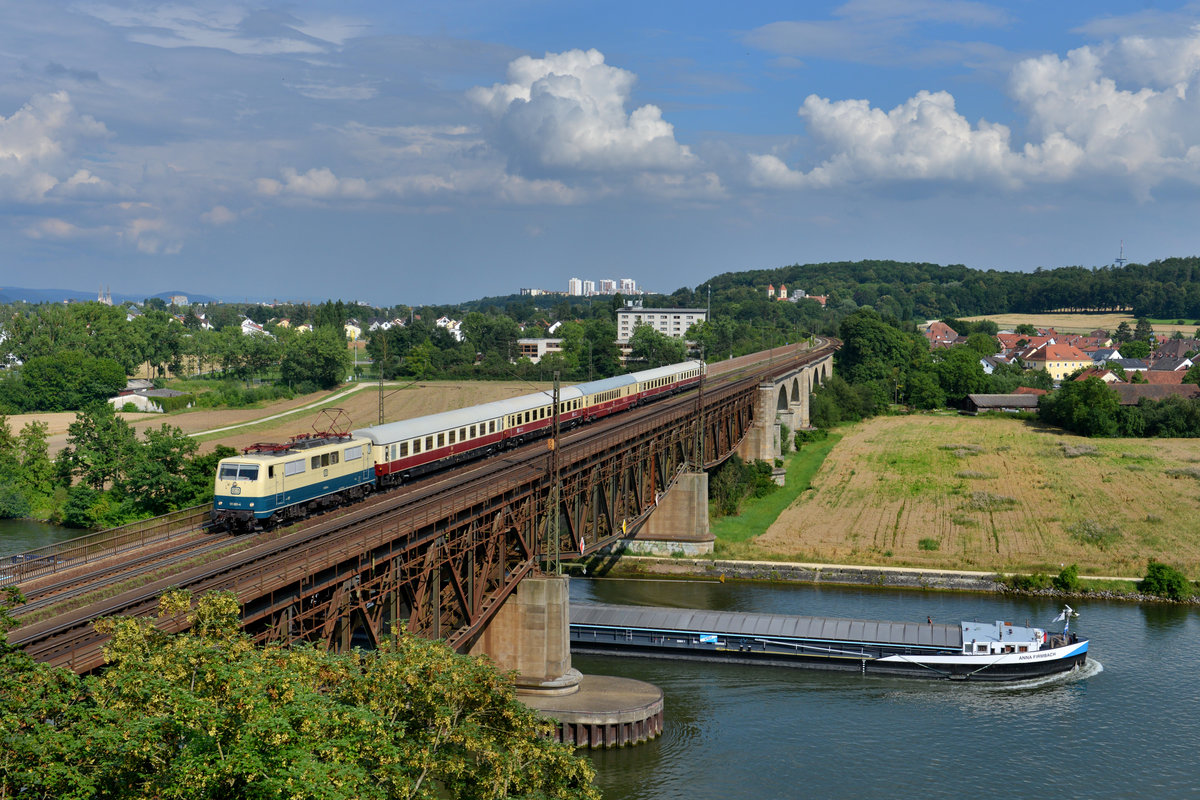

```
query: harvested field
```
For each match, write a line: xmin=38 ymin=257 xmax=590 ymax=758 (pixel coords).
xmin=756 ymin=414 xmax=1200 ymax=578
xmin=961 ymin=312 xmax=1199 ymax=336
xmin=14 ymin=380 xmax=551 ymax=457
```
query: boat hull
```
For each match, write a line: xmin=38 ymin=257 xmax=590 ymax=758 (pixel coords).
xmin=570 ymin=637 xmax=1088 ymax=681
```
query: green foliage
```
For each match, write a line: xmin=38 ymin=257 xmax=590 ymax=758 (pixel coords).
xmin=281 ymin=326 xmax=352 ymax=390
xmin=1005 ymin=572 xmax=1051 ymax=591
xmin=0 ymin=591 xmax=599 ymax=800
xmin=4 ymin=351 xmax=126 ymax=411
xmin=917 ymin=537 xmax=939 ymax=551
xmin=114 ymin=424 xmax=200 ymax=516
xmin=1053 ymin=564 xmax=1082 ymax=593
xmin=1137 ymin=560 xmax=1194 ymax=601
xmin=61 ymin=403 xmax=137 ymax=490
xmin=0 ymin=483 xmax=30 ymax=518
xmin=628 ymin=323 xmax=686 ymax=368
xmin=1122 ymin=339 xmax=1151 ymax=359
xmin=779 ymin=424 xmax=791 ymax=455
xmin=1038 ymin=378 xmax=1120 ymax=437
xmin=710 ymin=455 xmax=778 ymax=517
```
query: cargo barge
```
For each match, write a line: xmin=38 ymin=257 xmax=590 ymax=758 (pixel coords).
xmin=570 ymin=603 xmax=1088 ymax=681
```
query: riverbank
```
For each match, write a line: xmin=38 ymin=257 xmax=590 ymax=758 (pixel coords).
xmin=571 ymin=553 xmax=1198 ymax=604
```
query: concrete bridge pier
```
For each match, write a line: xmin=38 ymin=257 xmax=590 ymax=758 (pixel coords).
xmin=470 ymin=574 xmax=663 ymax=747
xmin=625 ymin=471 xmax=714 ymax=556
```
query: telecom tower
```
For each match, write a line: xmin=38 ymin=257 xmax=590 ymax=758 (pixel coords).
xmin=1114 ymin=241 xmax=1127 ymax=268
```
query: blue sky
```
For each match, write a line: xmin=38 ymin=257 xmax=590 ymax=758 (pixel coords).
xmin=3 ymin=1 xmax=1200 ymax=305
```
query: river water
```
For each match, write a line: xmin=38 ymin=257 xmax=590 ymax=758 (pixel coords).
xmin=571 ymin=578 xmax=1197 ymax=799
xmin=0 ymin=518 xmax=79 ymax=558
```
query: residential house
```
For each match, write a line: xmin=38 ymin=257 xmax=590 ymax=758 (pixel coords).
xmin=1149 ymin=357 xmax=1193 ymax=373
xmin=1153 ymin=339 xmax=1200 ymax=359
xmin=517 ymin=338 xmax=563 ymax=363
xmin=1089 ymin=348 xmax=1122 ymax=365
xmin=436 ymin=316 xmax=465 ymax=342
xmin=1109 ymin=357 xmax=1148 ymax=372
xmin=1018 ymin=342 xmax=1092 ymax=381
xmin=1073 ymin=368 xmax=1122 ymax=384
xmin=240 ymin=318 xmax=267 ymax=336
xmin=925 ymin=321 xmax=962 ymax=349
xmin=344 ymin=321 xmax=362 ymax=341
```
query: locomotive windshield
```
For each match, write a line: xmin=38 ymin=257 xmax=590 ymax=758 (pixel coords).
xmin=219 ymin=464 xmax=260 ymax=481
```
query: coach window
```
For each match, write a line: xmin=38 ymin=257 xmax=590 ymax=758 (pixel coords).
xmin=438 ymin=433 xmax=445 ymax=447
xmin=460 ymin=427 xmax=467 ymax=440
xmin=311 ymin=455 xmax=321 ymax=470
xmin=412 ymin=440 xmax=420 ymax=454
xmin=490 ymin=420 xmax=496 ymax=433
xmin=470 ymin=425 xmax=477 ymax=438
xmin=399 ymin=442 xmax=409 ymax=457
xmin=425 ymin=436 xmax=433 ymax=450
xmin=449 ymin=430 xmax=456 ymax=445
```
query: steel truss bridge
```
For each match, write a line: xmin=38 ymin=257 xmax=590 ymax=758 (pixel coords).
xmin=12 ymin=343 xmax=836 ymax=673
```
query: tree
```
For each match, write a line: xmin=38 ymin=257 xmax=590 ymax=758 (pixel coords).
xmin=61 ymin=403 xmax=137 ymax=490
xmin=0 ymin=590 xmax=599 ymax=800
xmin=932 ymin=346 xmax=987 ymax=405
xmin=1038 ymin=378 xmax=1120 ymax=436
xmin=281 ymin=326 xmax=351 ymax=390
xmin=1114 ymin=321 xmax=1132 ymax=343
xmin=17 ymin=420 xmax=54 ymax=499
xmin=628 ymin=324 xmax=685 ymax=368
xmin=115 ymin=424 xmax=201 ymax=516
xmin=16 ymin=351 xmax=126 ymax=411
xmin=1122 ymin=339 xmax=1151 ymax=359
xmin=1134 ymin=317 xmax=1155 ymax=343
xmin=1014 ymin=323 xmax=1038 ymax=336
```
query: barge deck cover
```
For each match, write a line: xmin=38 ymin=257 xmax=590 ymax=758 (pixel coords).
xmin=571 ymin=603 xmax=965 ymax=650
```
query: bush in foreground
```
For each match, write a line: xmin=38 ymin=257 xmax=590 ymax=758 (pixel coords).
xmin=0 ymin=589 xmax=598 ymax=800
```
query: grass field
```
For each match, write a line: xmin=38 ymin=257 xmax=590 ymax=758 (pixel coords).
xmin=962 ymin=312 xmax=1200 ymax=336
xmin=740 ymin=413 xmax=1200 ymax=579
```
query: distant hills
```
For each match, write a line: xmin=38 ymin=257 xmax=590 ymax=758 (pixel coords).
xmin=0 ymin=286 xmax=219 ymax=305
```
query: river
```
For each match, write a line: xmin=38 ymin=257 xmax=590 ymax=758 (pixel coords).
xmin=571 ymin=577 xmax=1197 ymax=799
xmin=0 ymin=518 xmax=79 ymax=558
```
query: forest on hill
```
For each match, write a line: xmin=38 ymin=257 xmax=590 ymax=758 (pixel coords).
xmin=700 ymin=257 xmax=1200 ymax=321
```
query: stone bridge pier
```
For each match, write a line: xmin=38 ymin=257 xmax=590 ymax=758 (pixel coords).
xmin=736 ymin=352 xmax=834 ymax=465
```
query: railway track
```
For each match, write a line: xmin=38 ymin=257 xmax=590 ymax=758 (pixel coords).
xmin=9 ymin=342 xmax=836 ymax=671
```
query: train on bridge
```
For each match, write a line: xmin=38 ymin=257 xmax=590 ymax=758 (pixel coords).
xmin=213 ymin=360 xmax=706 ymax=531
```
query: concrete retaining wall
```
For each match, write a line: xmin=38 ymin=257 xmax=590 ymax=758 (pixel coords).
xmin=599 ymin=556 xmax=1004 ymax=593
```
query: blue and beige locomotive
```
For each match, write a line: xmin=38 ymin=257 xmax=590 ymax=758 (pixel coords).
xmin=213 ymin=360 xmax=705 ymax=531
xmin=212 ymin=432 xmax=376 ymax=530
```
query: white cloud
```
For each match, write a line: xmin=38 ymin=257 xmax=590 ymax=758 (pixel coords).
xmin=752 ymin=26 xmax=1200 ymax=195
xmin=468 ymin=48 xmax=695 ymax=173
xmin=743 ymin=0 xmax=1012 ymax=66
xmin=201 ymin=205 xmax=236 ymax=224
xmin=82 ymin=4 xmax=328 ymax=56
xmin=290 ymin=82 xmax=377 ymax=101
xmin=25 ymin=218 xmax=80 ymax=239
xmin=0 ymin=91 xmax=109 ymax=201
